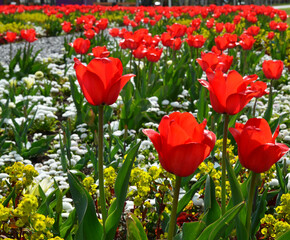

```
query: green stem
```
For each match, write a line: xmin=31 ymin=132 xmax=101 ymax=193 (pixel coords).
xmin=98 ymin=105 xmax=107 ymax=235
xmin=148 ymin=61 xmax=153 ymax=86
xmin=252 ymin=98 xmax=258 ymax=117
xmin=246 ymin=172 xmax=258 ymax=240
xmin=167 ymin=175 xmax=182 ymax=240
xmin=221 ymin=114 xmax=229 ymax=215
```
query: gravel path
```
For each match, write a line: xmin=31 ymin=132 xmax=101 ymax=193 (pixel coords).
xmin=0 ymin=34 xmax=68 ymax=66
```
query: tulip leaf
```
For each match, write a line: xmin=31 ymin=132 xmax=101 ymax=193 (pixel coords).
xmin=197 ymin=202 xmax=245 ymax=240
xmin=203 ymin=175 xmax=221 ymax=225
xmin=275 ymin=163 xmax=286 ymax=194
xmin=105 ymin=141 xmax=141 ymax=240
xmin=197 ymin=87 xmax=208 ymax=123
xmin=126 ymin=213 xmax=148 ymax=240
xmin=251 ymin=189 xmax=267 ymax=239
xmin=177 ymin=175 xmax=207 ymax=217
xmin=225 ymin=156 xmax=247 ymax=240
xmin=182 ymin=221 xmax=206 ymax=240
xmin=270 ymin=113 xmax=289 ymax=134
xmin=60 ymin=209 xmax=77 ymax=239
xmin=228 ymin=109 xmax=245 ymax=128
xmin=67 ymin=171 xmax=103 ymax=240
xmin=276 ymin=228 xmax=290 ymax=240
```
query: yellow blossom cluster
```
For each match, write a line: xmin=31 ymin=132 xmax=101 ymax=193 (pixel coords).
xmin=260 ymin=193 xmax=290 ymax=239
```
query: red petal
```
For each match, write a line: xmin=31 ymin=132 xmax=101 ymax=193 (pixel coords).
xmin=167 ymin=120 xmax=191 ymax=147
xmin=142 ymin=129 xmax=162 ymax=154
xmin=74 ymin=58 xmax=105 ymax=106
xmin=225 ymin=91 xmax=257 ymax=115
xmin=105 ymin=74 xmax=135 ymax=105
xmin=164 ymin=143 xmax=209 ymax=177
xmin=240 ymin=143 xmax=289 ymax=173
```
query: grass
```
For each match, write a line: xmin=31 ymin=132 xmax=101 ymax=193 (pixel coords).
xmin=282 ymin=8 xmax=290 ymax=25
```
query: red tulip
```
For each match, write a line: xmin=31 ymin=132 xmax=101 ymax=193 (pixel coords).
xmin=196 ymin=52 xmax=233 ymax=73
xmin=161 ymin=32 xmax=174 ymax=47
xmin=133 ymin=45 xmax=147 ymax=59
xmin=146 ymin=46 xmax=163 ymax=62
xmin=239 ymin=34 xmax=255 ymax=50
xmin=70 ymin=38 xmax=90 ymax=55
xmin=91 ymin=46 xmax=110 ymax=58
xmin=170 ymin=38 xmax=182 ymax=51
xmin=167 ymin=23 xmax=187 ymax=38
xmin=269 ymin=21 xmax=277 ymax=30
xmin=96 ymin=18 xmax=108 ymax=30
xmin=250 ymin=81 xmax=269 ymax=98
xmin=109 ymin=28 xmax=119 ymax=37
xmin=245 ymin=26 xmax=260 ymax=36
xmin=276 ymin=22 xmax=288 ymax=31
xmin=61 ymin=21 xmax=72 ymax=33
xmin=74 ymin=57 xmax=135 ymax=106
xmin=84 ymin=29 xmax=95 ymax=39
xmin=229 ymin=118 xmax=289 ymax=173
xmin=215 ymin=22 xmax=224 ymax=33
xmin=225 ymin=22 xmax=235 ymax=33
xmin=20 ymin=29 xmax=37 ymax=43
xmin=143 ymin=112 xmax=216 ymax=177
xmin=267 ymin=32 xmax=275 ymax=40
xmin=199 ymin=70 xmax=260 ymax=115
xmin=4 ymin=31 xmax=17 ymax=43
xmin=186 ymin=35 xmax=206 ymax=48
xmin=215 ymin=35 xmax=229 ymax=51
xmin=262 ymin=60 xmax=284 ymax=80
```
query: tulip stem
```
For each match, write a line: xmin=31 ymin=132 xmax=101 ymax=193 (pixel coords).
xmin=265 ymin=79 xmax=273 ymax=122
xmin=252 ymin=98 xmax=258 ymax=117
xmin=98 ymin=105 xmax=107 ymax=235
xmin=221 ymin=114 xmax=229 ymax=215
xmin=246 ymin=171 xmax=258 ymax=240
xmin=167 ymin=175 xmax=182 ymax=240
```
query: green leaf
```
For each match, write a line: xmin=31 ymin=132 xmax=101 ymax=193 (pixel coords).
xmin=126 ymin=213 xmax=148 ymax=240
xmin=203 ymin=176 xmax=221 ymax=225
xmin=277 ymin=228 xmax=290 ymax=240
xmin=67 ymin=171 xmax=103 ymax=240
xmin=251 ymin=189 xmax=267 ymax=238
xmin=105 ymin=142 xmax=141 ymax=240
xmin=60 ymin=209 xmax=77 ymax=239
xmin=225 ymin=156 xmax=246 ymax=240
xmin=177 ymin=175 xmax=207 ymax=217
xmin=182 ymin=221 xmax=206 ymax=240
xmin=197 ymin=202 xmax=245 ymax=240
xmin=270 ymin=113 xmax=288 ymax=134
xmin=197 ymin=87 xmax=208 ymax=123
xmin=3 ymin=187 xmax=15 ymax=207
xmin=276 ymin=163 xmax=286 ymax=194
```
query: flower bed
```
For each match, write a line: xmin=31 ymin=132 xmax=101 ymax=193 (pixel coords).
xmin=0 ymin=4 xmax=290 ymax=240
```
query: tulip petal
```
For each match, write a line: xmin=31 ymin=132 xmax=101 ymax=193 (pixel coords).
xmin=226 ymin=70 xmax=245 ymax=95
xmin=240 ymin=143 xmax=289 ymax=173
xmin=87 ymin=58 xmax=119 ymax=88
xmin=104 ymin=74 xmax=135 ymax=105
xmin=169 ymin=112 xmax=199 ymax=138
xmin=229 ymin=127 xmax=241 ymax=145
xmin=142 ymin=129 xmax=162 ymax=154
xmin=167 ymin=121 xmax=191 ymax=147
xmin=244 ymin=118 xmax=273 ymax=142
xmin=225 ymin=91 xmax=257 ymax=115
xmin=158 ymin=115 xmax=170 ymax=143
xmin=198 ymin=79 xmax=210 ymax=90
xmin=74 ymin=58 xmax=105 ymax=106
xmin=238 ymin=118 xmax=273 ymax=160
xmin=202 ymin=130 xmax=216 ymax=156
xmin=164 ymin=143 xmax=209 ymax=177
